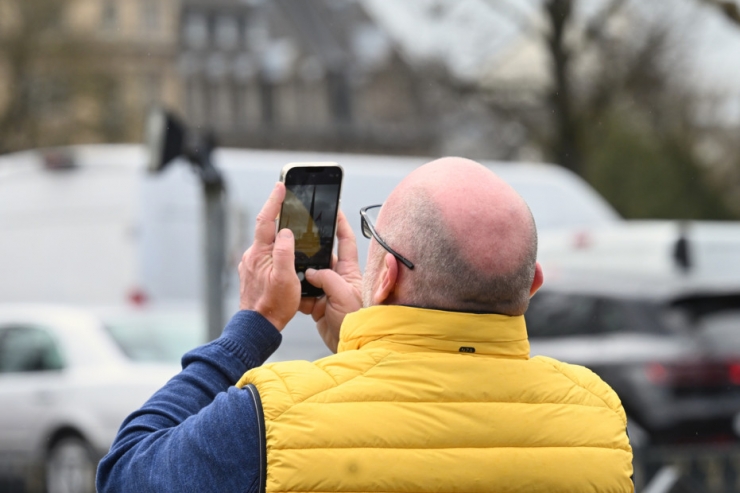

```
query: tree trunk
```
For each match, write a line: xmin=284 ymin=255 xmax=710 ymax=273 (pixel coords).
xmin=545 ymin=0 xmax=583 ymax=176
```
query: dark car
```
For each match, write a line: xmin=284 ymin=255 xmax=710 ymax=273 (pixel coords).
xmin=525 ymin=278 xmax=740 ymax=446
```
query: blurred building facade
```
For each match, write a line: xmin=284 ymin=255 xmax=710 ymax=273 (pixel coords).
xmin=179 ymin=0 xmax=435 ymax=154
xmin=0 ymin=0 xmax=438 ymax=155
xmin=0 ymin=0 xmax=181 ymax=149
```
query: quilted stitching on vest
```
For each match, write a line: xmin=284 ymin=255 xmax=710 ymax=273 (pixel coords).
xmin=238 ymin=306 xmax=634 ymax=493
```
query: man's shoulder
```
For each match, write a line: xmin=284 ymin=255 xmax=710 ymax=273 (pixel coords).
xmin=259 ymin=346 xmax=388 ymax=379
xmin=531 ymin=355 xmax=627 ymax=421
xmin=238 ymin=348 xmax=390 ymax=419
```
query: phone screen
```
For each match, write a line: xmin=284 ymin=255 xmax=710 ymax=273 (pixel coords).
xmin=279 ymin=165 xmax=342 ymax=296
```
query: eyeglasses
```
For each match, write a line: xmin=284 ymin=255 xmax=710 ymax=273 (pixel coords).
xmin=359 ymin=205 xmax=414 ymax=270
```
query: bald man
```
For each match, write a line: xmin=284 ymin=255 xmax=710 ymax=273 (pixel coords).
xmin=98 ymin=158 xmax=634 ymax=493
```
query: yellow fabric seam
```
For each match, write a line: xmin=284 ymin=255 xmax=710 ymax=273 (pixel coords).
xmin=270 ymin=351 xmax=395 ymax=421
xmin=266 ymin=366 xmax=297 ymax=406
xmin=538 ymin=358 xmax=625 ymax=424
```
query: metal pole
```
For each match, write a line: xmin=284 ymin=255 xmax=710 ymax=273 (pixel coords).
xmin=144 ymin=108 xmax=227 ymax=340
xmin=188 ymin=133 xmax=227 ymax=342
xmin=203 ymin=180 xmax=227 ymax=341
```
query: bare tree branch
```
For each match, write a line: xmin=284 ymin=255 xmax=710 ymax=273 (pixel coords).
xmin=585 ymin=0 xmax=628 ymax=42
xmin=481 ymin=0 xmax=542 ymax=35
xmin=698 ymin=0 xmax=740 ymax=25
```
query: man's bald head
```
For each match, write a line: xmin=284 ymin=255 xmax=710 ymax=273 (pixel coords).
xmin=366 ymin=157 xmax=538 ymax=315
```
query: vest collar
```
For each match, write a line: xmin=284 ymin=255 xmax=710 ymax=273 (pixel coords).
xmin=337 ymin=305 xmax=530 ymax=359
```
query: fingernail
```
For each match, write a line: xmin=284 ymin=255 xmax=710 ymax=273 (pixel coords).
xmin=306 ymin=268 xmax=317 ymax=276
xmin=279 ymin=229 xmax=293 ymax=239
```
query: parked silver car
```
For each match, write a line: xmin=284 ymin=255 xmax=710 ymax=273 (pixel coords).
xmin=526 ymin=277 xmax=740 ymax=447
xmin=0 ymin=304 xmax=203 ymax=493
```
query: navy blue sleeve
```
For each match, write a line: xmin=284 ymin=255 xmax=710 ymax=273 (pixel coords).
xmin=96 ymin=310 xmax=282 ymax=493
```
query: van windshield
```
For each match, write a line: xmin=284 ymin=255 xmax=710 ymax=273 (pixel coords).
xmin=511 ymin=181 xmax=620 ymax=230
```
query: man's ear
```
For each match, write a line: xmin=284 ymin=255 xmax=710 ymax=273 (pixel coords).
xmin=529 ymin=262 xmax=544 ymax=297
xmin=373 ymin=253 xmax=399 ymax=305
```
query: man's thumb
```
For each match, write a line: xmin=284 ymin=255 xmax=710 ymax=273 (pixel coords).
xmin=273 ymin=229 xmax=295 ymax=271
xmin=305 ymin=268 xmax=322 ymax=287
xmin=306 ymin=268 xmax=346 ymax=298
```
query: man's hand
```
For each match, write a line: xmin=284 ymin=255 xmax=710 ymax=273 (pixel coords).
xmin=238 ymin=182 xmax=301 ymax=331
xmin=299 ymin=211 xmax=362 ymax=353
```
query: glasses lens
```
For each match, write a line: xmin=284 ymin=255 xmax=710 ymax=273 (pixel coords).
xmin=362 ymin=206 xmax=381 ymax=239
xmin=365 ymin=205 xmax=381 ymax=224
xmin=361 ymin=218 xmax=372 ymax=239
xmin=359 ymin=204 xmax=413 ymax=270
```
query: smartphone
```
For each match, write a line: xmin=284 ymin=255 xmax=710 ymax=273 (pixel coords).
xmin=278 ymin=162 xmax=344 ymax=297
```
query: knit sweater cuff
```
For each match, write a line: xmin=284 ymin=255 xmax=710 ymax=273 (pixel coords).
xmin=216 ymin=310 xmax=282 ymax=368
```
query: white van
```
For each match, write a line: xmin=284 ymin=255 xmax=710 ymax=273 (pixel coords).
xmin=537 ymin=220 xmax=740 ymax=290
xmin=0 ymin=144 xmax=620 ymax=304
xmin=0 ymin=144 xmax=621 ymax=359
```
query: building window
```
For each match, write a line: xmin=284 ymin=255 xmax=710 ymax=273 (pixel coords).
xmin=212 ymin=82 xmax=234 ymax=128
xmin=235 ymin=85 xmax=249 ymax=127
xmin=30 ymin=75 xmax=70 ymax=116
xmin=260 ymin=78 xmax=275 ymax=126
xmin=101 ymin=78 xmax=125 ymax=139
xmin=101 ymin=0 xmax=119 ymax=32
xmin=183 ymin=11 xmax=209 ymax=49
xmin=187 ymin=78 xmax=207 ymax=126
xmin=215 ymin=14 xmax=239 ymax=51
xmin=327 ymin=71 xmax=352 ymax=123
xmin=141 ymin=73 xmax=162 ymax=107
xmin=140 ymin=0 xmax=161 ymax=33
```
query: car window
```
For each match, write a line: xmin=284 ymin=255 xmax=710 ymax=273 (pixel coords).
xmin=525 ymin=293 xmax=599 ymax=337
xmin=627 ymin=301 xmax=684 ymax=335
xmin=696 ymin=310 xmax=740 ymax=354
xmin=527 ymin=293 xmax=681 ymax=338
xmin=671 ymin=294 xmax=740 ymax=320
xmin=103 ymin=312 xmax=205 ymax=364
xmin=597 ymin=300 xmax=637 ymax=334
xmin=0 ymin=325 xmax=65 ymax=373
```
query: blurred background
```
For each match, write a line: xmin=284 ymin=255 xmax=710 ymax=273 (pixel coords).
xmin=2 ymin=0 xmax=740 ymax=217
xmin=2 ymin=0 xmax=740 ymax=492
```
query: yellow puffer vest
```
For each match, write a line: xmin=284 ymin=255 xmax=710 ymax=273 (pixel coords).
xmin=237 ymin=306 xmax=634 ymax=493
